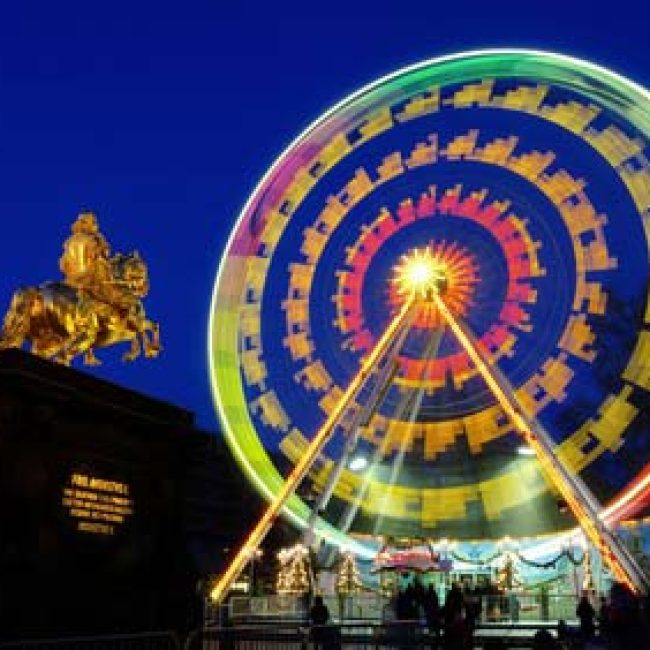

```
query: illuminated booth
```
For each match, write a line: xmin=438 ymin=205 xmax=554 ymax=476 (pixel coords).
xmin=372 ymin=538 xmax=452 ymax=595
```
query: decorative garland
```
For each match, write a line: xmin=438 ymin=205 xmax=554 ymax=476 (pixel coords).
xmin=451 ymin=550 xmax=501 ymax=566
xmin=565 ymin=548 xmax=586 ymax=566
xmin=526 ymin=575 xmax=564 ymax=590
xmin=449 ymin=548 xmax=585 ymax=570
xmin=516 ymin=549 xmax=584 ymax=569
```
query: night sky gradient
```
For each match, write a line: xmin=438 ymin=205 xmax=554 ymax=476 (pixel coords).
xmin=1 ymin=0 xmax=649 ymax=432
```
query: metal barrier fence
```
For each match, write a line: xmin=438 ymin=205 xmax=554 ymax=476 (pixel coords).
xmin=187 ymin=622 xmax=560 ymax=649
xmin=0 ymin=624 xmax=565 ymax=650
xmin=224 ymin=593 xmax=580 ymax=625
xmin=0 ymin=631 xmax=181 ymax=650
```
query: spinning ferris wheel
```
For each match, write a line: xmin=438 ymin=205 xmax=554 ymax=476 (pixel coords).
xmin=208 ymin=49 xmax=650 ymax=600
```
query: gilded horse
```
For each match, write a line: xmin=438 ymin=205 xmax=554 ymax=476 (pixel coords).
xmin=0 ymin=251 xmax=160 ymax=365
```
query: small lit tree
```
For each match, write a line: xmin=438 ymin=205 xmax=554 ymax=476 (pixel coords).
xmin=496 ymin=552 xmax=523 ymax=591
xmin=336 ymin=551 xmax=363 ymax=595
xmin=277 ymin=544 xmax=311 ymax=595
xmin=276 ymin=550 xmax=290 ymax=594
xmin=582 ymin=548 xmax=595 ymax=593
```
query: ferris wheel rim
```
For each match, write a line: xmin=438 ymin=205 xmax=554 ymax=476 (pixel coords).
xmin=208 ymin=48 xmax=650 ymax=556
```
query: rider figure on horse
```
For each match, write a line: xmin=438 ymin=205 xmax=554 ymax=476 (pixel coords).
xmin=59 ymin=212 xmax=112 ymax=302
xmin=0 ymin=211 xmax=160 ymax=365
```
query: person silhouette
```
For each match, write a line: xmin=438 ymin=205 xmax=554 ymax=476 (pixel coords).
xmin=309 ymin=596 xmax=332 ymax=649
xmin=576 ymin=593 xmax=595 ymax=639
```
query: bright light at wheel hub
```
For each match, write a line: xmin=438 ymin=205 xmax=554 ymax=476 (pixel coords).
xmin=393 ymin=248 xmax=447 ymax=299
xmin=390 ymin=244 xmax=478 ymax=328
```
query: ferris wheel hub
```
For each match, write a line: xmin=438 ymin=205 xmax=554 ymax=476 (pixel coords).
xmin=393 ymin=247 xmax=449 ymax=299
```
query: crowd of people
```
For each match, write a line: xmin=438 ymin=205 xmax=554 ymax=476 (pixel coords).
xmin=556 ymin=582 xmax=650 ymax=649
xmin=309 ymin=579 xmax=480 ymax=648
xmin=307 ymin=580 xmax=650 ymax=648
xmin=390 ymin=581 xmax=476 ymax=644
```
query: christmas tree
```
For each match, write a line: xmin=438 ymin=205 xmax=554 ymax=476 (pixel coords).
xmin=276 ymin=544 xmax=311 ymax=595
xmin=582 ymin=548 xmax=595 ymax=593
xmin=276 ymin=551 xmax=290 ymax=594
xmin=496 ymin=552 xmax=523 ymax=591
xmin=336 ymin=551 xmax=363 ymax=595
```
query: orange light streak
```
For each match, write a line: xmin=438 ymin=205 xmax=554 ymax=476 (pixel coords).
xmin=431 ymin=290 xmax=647 ymax=594
xmin=209 ymin=296 xmax=415 ymax=603
xmin=603 ymin=462 xmax=650 ymax=524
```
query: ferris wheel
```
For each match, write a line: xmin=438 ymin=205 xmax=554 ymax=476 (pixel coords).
xmin=209 ymin=49 xmax=650 ymax=600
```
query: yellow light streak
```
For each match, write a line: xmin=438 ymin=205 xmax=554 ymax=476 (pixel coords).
xmin=430 ymin=290 xmax=645 ymax=594
xmin=209 ymin=296 xmax=415 ymax=603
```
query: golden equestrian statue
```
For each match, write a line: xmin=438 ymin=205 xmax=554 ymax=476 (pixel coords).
xmin=0 ymin=212 xmax=161 ymax=365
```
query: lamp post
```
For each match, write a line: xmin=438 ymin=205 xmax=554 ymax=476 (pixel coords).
xmin=249 ymin=548 xmax=263 ymax=596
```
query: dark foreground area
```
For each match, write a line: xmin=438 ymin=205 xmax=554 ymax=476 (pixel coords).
xmin=0 ymin=621 xmax=637 ymax=650
xmin=0 ymin=349 xmax=262 ymax=640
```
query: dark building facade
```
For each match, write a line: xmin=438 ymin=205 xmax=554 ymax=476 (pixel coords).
xmin=0 ymin=349 xmax=262 ymax=639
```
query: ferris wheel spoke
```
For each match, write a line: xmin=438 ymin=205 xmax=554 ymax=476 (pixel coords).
xmin=430 ymin=290 xmax=650 ymax=594
xmin=313 ymin=324 xmax=428 ymax=563
xmin=316 ymin=325 xmax=443 ymax=565
xmin=301 ymin=309 xmax=414 ymax=546
xmin=326 ymin=327 xmax=443 ymax=546
xmin=371 ymin=327 xmax=444 ymax=536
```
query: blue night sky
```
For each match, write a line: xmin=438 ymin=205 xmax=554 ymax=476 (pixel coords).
xmin=1 ymin=0 xmax=649 ymax=433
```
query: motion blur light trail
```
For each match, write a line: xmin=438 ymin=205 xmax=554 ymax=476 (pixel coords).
xmin=209 ymin=49 xmax=650 ymax=590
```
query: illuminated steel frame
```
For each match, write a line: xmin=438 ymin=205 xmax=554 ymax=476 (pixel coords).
xmin=209 ymin=49 xmax=650 ymax=601
xmin=430 ymin=291 xmax=650 ymax=594
xmin=210 ymin=296 xmax=416 ymax=603
xmin=211 ymin=288 xmax=649 ymax=601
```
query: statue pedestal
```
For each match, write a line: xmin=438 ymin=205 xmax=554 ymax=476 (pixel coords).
xmin=0 ymin=349 xmax=255 ymax=639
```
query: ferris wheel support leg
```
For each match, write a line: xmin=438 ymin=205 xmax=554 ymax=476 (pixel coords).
xmin=301 ymin=318 xmax=411 ymax=547
xmin=209 ymin=297 xmax=416 ymax=604
xmin=431 ymin=291 xmax=650 ymax=595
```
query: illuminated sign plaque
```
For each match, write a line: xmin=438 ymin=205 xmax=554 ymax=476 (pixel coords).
xmin=372 ymin=549 xmax=452 ymax=573
xmin=62 ymin=472 xmax=134 ymax=535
